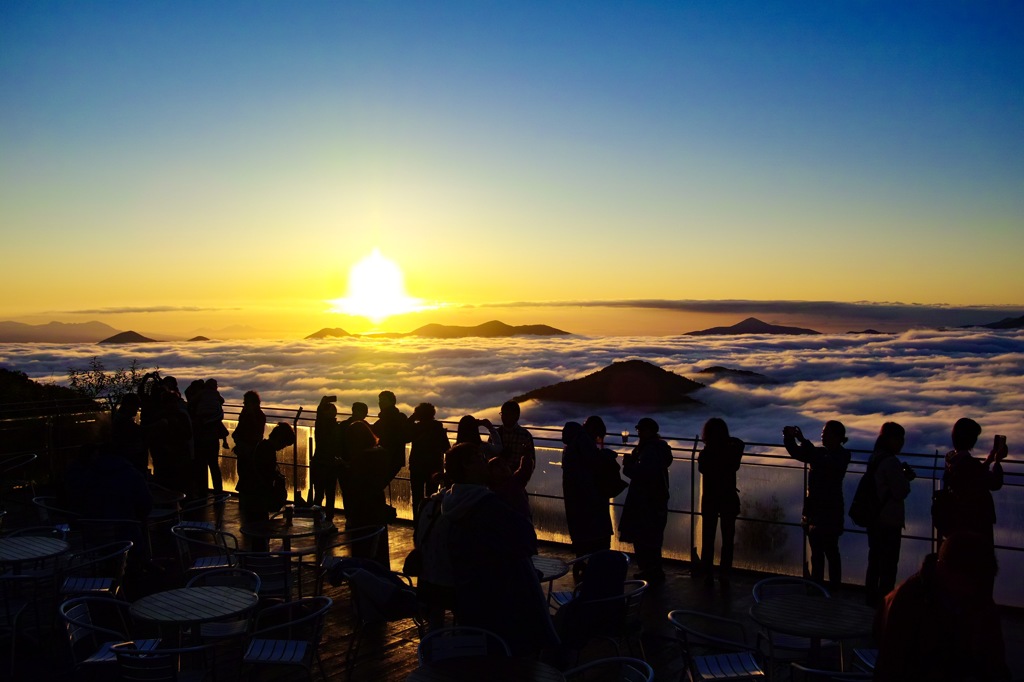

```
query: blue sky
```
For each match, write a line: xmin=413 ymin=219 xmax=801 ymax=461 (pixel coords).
xmin=1 ymin=1 xmax=1021 ymax=335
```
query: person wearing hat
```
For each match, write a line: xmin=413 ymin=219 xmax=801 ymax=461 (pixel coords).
xmin=618 ymin=417 xmax=673 ymax=582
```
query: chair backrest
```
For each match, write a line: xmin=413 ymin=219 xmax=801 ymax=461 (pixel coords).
xmin=790 ymin=662 xmax=873 ymax=681
xmin=251 ymin=596 xmax=333 ymax=642
xmin=59 ymin=596 xmax=132 ymax=664
xmin=186 ymin=567 xmax=262 ymax=592
xmin=752 ymin=576 xmax=830 ymax=603
xmin=667 ymin=609 xmax=752 ymax=654
xmin=576 ymin=550 xmax=630 ymax=601
xmin=557 ymin=579 xmax=648 ymax=649
xmin=74 ymin=518 xmax=144 ymax=547
xmin=112 ymin=641 xmax=210 ymax=682
xmin=417 ymin=626 xmax=511 ymax=664
xmin=65 ymin=540 xmax=133 ymax=579
xmin=32 ymin=495 xmax=81 ymax=527
xmin=319 ymin=524 xmax=386 ymax=563
xmin=0 ymin=453 xmax=37 ymax=476
xmin=236 ymin=550 xmax=295 ymax=601
xmin=171 ymin=525 xmax=238 ymax=563
xmin=564 ymin=656 xmax=655 ymax=682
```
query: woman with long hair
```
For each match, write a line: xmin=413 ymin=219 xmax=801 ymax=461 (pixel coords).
xmin=865 ymin=421 xmax=915 ymax=607
xmin=697 ymin=417 xmax=744 ymax=587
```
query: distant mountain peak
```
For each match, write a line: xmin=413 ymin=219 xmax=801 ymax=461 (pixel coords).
xmin=410 ymin=320 xmax=569 ymax=338
xmin=188 ymin=336 xmax=211 ymax=342
xmin=99 ymin=331 xmax=157 ymax=344
xmin=306 ymin=327 xmax=352 ymax=339
xmin=515 ymin=359 xmax=704 ymax=407
xmin=686 ymin=317 xmax=820 ymax=336
xmin=969 ymin=314 xmax=1024 ymax=330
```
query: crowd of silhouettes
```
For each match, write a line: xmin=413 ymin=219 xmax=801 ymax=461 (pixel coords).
xmin=88 ymin=376 xmax=1013 ymax=673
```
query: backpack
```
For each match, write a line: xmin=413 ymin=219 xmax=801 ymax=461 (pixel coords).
xmin=848 ymin=456 xmax=883 ymax=527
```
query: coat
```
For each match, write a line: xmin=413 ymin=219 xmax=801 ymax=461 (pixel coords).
xmin=698 ymin=437 xmax=743 ymax=517
xmin=784 ymin=437 xmax=851 ymax=533
xmin=562 ymin=427 xmax=613 ymax=546
xmin=618 ymin=437 xmax=673 ymax=545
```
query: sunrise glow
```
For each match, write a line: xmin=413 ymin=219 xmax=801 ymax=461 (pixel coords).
xmin=327 ymin=249 xmax=426 ymax=324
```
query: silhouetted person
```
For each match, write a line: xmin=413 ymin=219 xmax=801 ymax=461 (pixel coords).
xmin=231 ymin=390 xmax=266 ymax=457
xmin=486 ymin=454 xmax=534 ymax=522
xmin=112 ymin=393 xmax=148 ymax=474
xmin=942 ymin=418 xmax=1005 ymax=550
xmin=619 ymin=417 xmax=673 ymax=583
xmin=237 ymin=422 xmax=295 ymax=549
xmin=336 ymin=401 xmax=370 ymax=514
xmin=875 ymin=532 xmax=1010 ymax=681
xmin=149 ymin=379 xmax=195 ymax=496
xmin=561 ymin=417 xmax=614 ymax=581
xmin=408 ymin=402 xmax=450 ymax=521
xmin=192 ymin=378 xmax=227 ymax=493
xmin=310 ymin=396 xmax=341 ymax=522
xmin=491 ymin=399 xmax=536 ymax=482
xmin=344 ymin=418 xmax=394 ymax=566
xmin=696 ymin=417 xmax=743 ymax=587
xmin=783 ymin=420 xmax=851 ymax=591
xmin=441 ymin=442 xmax=557 ymax=656
xmin=865 ymin=421 xmax=915 ymax=607
xmin=373 ymin=389 xmax=410 ymax=486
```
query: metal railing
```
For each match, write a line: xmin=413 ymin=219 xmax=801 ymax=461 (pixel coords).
xmin=4 ymin=398 xmax=1022 ymax=604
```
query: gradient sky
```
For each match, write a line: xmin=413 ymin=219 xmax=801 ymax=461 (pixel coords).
xmin=2 ymin=1 xmax=1022 ymax=336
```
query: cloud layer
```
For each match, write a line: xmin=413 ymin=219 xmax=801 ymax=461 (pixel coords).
xmin=4 ymin=329 xmax=1022 ymax=456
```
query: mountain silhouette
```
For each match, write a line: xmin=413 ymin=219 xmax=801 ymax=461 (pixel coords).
xmin=515 ymin=359 xmax=704 ymax=406
xmin=99 ymin=331 xmax=157 ymax=344
xmin=188 ymin=336 xmax=211 ymax=341
xmin=971 ymin=314 xmax=1024 ymax=330
xmin=686 ymin=317 xmax=820 ymax=336
xmin=306 ymin=327 xmax=352 ymax=339
xmin=305 ymin=320 xmax=569 ymax=340
xmin=0 ymin=320 xmax=121 ymax=343
xmin=410 ymin=320 xmax=569 ymax=338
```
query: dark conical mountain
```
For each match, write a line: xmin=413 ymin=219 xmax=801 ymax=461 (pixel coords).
xmin=973 ymin=314 xmax=1024 ymax=330
xmin=188 ymin=336 xmax=211 ymax=342
xmin=99 ymin=331 xmax=157 ymax=344
xmin=410 ymin=320 xmax=569 ymax=338
xmin=515 ymin=359 xmax=704 ymax=407
xmin=306 ymin=328 xmax=352 ymax=339
xmin=697 ymin=366 xmax=777 ymax=384
xmin=686 ymin=317 xmax=820 ymax=336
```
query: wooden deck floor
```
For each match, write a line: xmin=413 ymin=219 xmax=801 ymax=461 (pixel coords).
xmin=10 ymin=496 xmax=1024 ymax=681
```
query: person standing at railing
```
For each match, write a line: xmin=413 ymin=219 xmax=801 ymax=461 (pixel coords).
xmin=696 ymin=417 xmax=744 ymax=588
xmin=940 ymin=418 xmax=1006 ymax=550
xmin=237 ymin=422 xmax=295 ymax=550
xmin=310 ymin=395 xmax=341 ymax=524
xmin=561 ymin=416 xmax=615 ymax=582
xmin=373 ymin=390 xmax=411 ymax=488
xmin=619 ymin=417 xmax=673 ymax=583
xmin=491 ymin=399 xmax=536 ymax=481
xmin=864 ymin=421 xmax=915 ymax=608
xmin=408 ymin=402 xmax=450 ymax=521
xmin=231 ymin=390 xmax=266 ymax=457
xmin=783 ymin=420 xmax=851 ymax=591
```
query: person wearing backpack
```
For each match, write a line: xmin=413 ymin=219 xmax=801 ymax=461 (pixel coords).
xmin=864 ymin=421 xmax=916 ymax=607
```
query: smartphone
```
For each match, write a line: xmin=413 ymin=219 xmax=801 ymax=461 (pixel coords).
xmin=995 ymin=435 xmax=1007 ymax=449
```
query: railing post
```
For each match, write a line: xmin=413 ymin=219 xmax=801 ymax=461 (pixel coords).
xmin=690 ymin=435 xmax=699 ymax=565
xmin=802 ymin=461 xmax=809 ymax=578
xmin=291 ymin=406 xmax=304 ymax=503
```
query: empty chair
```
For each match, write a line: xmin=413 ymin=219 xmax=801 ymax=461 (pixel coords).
xmin=112 ymin=641 xmax=211 ymax=682
xmin=242 ymin=595 xmax=333 ymax=681
xmin=60 ymin=541 xmax=133 ymax=598
xmin=752 ymin=577 xmax=837 ymax=673
xmin=236 ymin=550 xmax=296 ymax=602
xmin=556 ymin=579 xmax=648 ymax=661
xmin=552 ymin=549 xmax=630 ymax=608
xmin=668 ymin=609 xmax=766 ymax=681
xmin=417 ymin=626 xmax=511 ymax=665
xmin=177 ymin=491 xmax=231 ymax=531
xmin=315 ymin=524 xmax=386 ymax=595
xmin=171 ymin=524 xmax=239 ymax=576
xmin=565 ymin=656 xmax=655 ymax=682
xmin=58 ymin=596 xmax=160 ymax=678
xmin=32 ymin=495 xmax=79 ymax=534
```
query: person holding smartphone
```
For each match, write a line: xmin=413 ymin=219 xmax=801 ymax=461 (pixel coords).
xmin=942 ymin=419 xmax=1006 ymax=556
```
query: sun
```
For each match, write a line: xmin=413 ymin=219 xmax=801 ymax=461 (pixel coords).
xmin=327 ymin=249 xmax=425 ymax=324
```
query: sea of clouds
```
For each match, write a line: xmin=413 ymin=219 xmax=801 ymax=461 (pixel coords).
xmin=5 ymin=329 xmax=1024 ymax=602
xmin=4 ymin=328 xmax=1022 ymax=456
